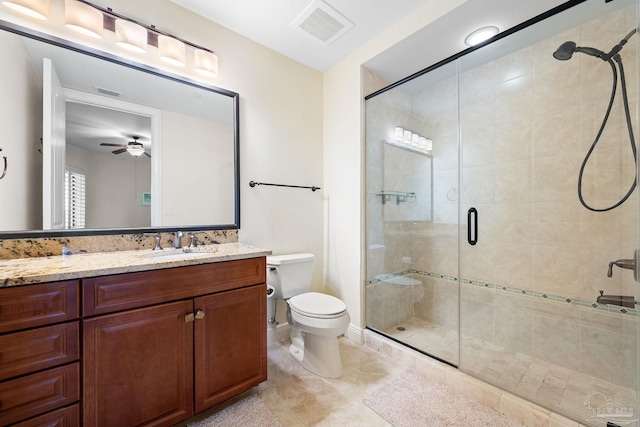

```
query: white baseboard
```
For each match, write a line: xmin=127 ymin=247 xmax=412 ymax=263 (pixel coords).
xmin=345 ymin=324 xmax=364 ymax=344
xmin=267 ymin=322 xmax=290 ymax=345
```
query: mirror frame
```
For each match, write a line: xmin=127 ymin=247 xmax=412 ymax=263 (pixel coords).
xmin=0 ymin=18 xmax=240 ymax=238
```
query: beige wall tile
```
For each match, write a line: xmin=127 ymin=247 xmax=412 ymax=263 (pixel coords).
xmin=581 ymin=325 xmax=637 ymax=389
xmin=364 ymin=7 xmax=638 ymax=423
xmin=532 ymin=314 xmax=581 ymax=371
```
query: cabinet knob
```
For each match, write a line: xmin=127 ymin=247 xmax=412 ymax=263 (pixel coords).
xmin=195 ymin=310 xmax=205 ymax=320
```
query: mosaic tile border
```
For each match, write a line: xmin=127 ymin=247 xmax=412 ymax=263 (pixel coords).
xmin=367 ymin=270 xmax=638 ymax=317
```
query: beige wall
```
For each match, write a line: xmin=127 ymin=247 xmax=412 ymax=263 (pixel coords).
xmin=161 ymin=111 xmax=234 ymax=226
xmin=0 ymin=0 xmax=324 ymax=325
xmin=67 ymin=146 xmax=151 ymax=228
xmin=67 ymin=0 xmax=466 ymax=334
xmin=323 ymin=0 xmax=467 ymax=336
xmin=0 ymin=31 xmax=43 ymax=231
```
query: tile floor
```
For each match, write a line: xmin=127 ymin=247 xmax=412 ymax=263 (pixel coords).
xmin=254 ymin=334 xmax=588 ymax=426
xmin=382 ymin=317 xmax=637 ymax=427
xmin=255 ymin=337 xmax=401 ymax=426
xmin=184 ymin=332 xmax=586 ymax=426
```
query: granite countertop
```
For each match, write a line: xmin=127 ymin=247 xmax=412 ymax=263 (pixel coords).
xmin=0 ymin=243 xmax=271 ymax=287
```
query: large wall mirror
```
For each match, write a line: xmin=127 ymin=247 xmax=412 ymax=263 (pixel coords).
xmin=0 ymin=19 xmax=240 ymax=238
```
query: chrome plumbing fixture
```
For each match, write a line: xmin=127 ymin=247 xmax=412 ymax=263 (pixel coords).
xmin=597 ymin=290 xmax=635 ymax=308
xmin=188 ymin=231 xmax=204 ymax=248
xmin=173 ymin=231 xmax=184 ymax=249
xmin=607 ymin=249 xmax=638 ymax=281
xmin=143 ymin=232 xmax=163 ymax=250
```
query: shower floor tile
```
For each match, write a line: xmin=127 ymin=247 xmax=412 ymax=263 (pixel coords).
xmin=379 ymin=316 xmax=637 ymax=426
xmin=383 ymin=319 xmax=459 ymax=364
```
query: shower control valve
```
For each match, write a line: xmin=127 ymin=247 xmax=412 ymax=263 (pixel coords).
xmin=607 ymin=249 xmax=639 ymax=281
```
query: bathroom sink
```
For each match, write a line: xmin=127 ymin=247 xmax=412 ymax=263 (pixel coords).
xmin=146 ymin=250 xmax=212 ymax=261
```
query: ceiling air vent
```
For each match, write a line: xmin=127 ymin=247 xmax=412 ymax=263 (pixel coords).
xmin=93 ymin=86 xmax=121 ymax=97
xmin=290 ymin=0 xmax=354 ymax=47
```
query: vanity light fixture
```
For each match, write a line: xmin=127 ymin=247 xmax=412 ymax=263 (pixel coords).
xmin=402 ymin=129 xmax=412 ymax=143
xmin=115 ymin=19 xmax=147 ymax=53
xmin=158 ymin=35 xmax=186 ymax=66
xmin=194 ymin=49 xmax=219 ymax=77
xmin=391 ymin=126 xmax=432 ymax=153
xmin=58 ymin=1 xmax=219 ymax=75
xmin=464 ymin=25 xmax=499 ymax=46
xmin=420 ymin=136 xmax=433 ymax=151
xmin=2 ymin=0 xmax=49 ymax=20
xmin=65 ymin=0 xmax=102 ymax=38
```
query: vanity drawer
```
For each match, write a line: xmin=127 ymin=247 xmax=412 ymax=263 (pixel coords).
xmin=0 ymin=363 xmax=80 ymax=426
xmin=12 ymin=404 xmax=79 ymax=427
xmin=0 ymin=281 xmax=79 ymax=334
xmin=0 ymin=322 xmax=80 ymax=381
xmin=84 ymin=257 xmax=266 ymax=316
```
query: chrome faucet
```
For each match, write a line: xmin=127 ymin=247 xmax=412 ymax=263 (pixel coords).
xmin=188 ymin=231 xmax=204 ymax=248
xmin=173 ymin=231 xmax=184 ymax=249
xmin=143 ymin=233 xmax=162 ymax=251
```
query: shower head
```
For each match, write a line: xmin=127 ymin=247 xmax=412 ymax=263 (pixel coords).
xmin=554 ymin=29 xmax=636 ymax=63
xmin=553 ymin=41 xmax=607 ymax=61
xmin=553 ymin=41 xmax=577 ymax=60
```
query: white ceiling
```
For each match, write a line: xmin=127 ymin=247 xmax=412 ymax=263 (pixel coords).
xmin=169 ymin=0 xmax=574 ymax=78
xmin=169 ymin=0 xmax=432 ymax=71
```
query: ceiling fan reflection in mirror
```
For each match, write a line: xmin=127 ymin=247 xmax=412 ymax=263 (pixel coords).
xmin=100 ymin=136 xmax=150 ymax=157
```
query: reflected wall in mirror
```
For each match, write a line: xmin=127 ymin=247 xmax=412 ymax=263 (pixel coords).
xmin=0 ymin=21 xmax=239 ymax=237
xmin=65 ymin=99 xmax=153 ymax=229
xmin=382 ymin=141 xmax=432 ymax=222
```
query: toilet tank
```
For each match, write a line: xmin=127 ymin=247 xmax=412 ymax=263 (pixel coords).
xmin=266 ymin=253 xmax=314 ymax=299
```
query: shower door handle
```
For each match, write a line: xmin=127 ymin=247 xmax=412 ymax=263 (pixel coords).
xmin=467 ymin=207 xmax=478 ymax=246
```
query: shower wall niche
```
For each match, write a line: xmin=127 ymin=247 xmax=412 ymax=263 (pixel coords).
xmin=365 ymin=1 xmax=639 ymax=425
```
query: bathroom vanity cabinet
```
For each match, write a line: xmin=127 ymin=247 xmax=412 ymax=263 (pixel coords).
xmin=0 ymin=255 xmax=267 ymax=427
xmin=0 ymin=280 xmax=81 ymax=426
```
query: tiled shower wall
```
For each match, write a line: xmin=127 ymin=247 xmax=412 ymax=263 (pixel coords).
xmin=365 ymin=4 xmax=638 ymax=390
xmin=458 ymin=6 xmax=638 ymax=305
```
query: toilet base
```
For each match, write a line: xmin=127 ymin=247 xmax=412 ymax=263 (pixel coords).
xmin=289 ymin=332 xmax=343 ymax=378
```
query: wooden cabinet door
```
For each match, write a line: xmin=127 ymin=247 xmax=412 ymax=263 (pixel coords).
xmin=12 ymin=404 xmax=79 ymax=427
xmin=194 ymin=284 xmax=267 ymax=412
xmin=0 ymin=363 xmax=79 ymax=426
xmin=0 ymin=280 xmax=79 ymax=334
xmin=0 ymin=322 xmax=79 ymax=381
xmin=83 ymin=300 xmax=194 ymax=427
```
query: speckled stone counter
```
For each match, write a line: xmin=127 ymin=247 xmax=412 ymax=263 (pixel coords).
xmin=0 ymin=230 xmax=238 ymax=259
xmin=0 ymin=243 xmax=271 ymax=287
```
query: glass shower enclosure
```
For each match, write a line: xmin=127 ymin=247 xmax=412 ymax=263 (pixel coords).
xmin=364 ymin=0 xmax=639 ymax=425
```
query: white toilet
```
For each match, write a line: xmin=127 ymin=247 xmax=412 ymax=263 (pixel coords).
xmin=266 ymin=253 xmax=350 ymax=378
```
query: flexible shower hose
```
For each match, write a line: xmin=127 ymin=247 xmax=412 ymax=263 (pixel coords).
xmin=577 ymin=36 xmax=637 ymax=212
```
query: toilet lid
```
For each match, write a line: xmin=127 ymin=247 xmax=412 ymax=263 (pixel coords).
xmin=289 ymin=292 xmax=347 ymax=317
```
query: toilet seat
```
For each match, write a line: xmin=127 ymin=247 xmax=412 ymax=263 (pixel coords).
xmin=288 ymin=292 xmax=346 ymax=319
